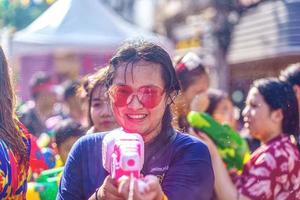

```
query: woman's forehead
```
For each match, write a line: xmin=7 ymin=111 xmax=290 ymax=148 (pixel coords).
xmin=113 ymin=61 xmax=163 ymax=85
xmin=91 ymin=84 xmax=106 ymax=98
xmin=247 ymin=87 xmax=264 ymax=102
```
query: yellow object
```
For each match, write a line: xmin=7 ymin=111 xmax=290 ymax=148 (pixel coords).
xmin=54 ymin=155 xmax=64 ymax=168
xmin=162 ymin=193 xmax=168 ymax=200
xmin=37 ymin=133 xmax=51 ymax=148
xmin=26 ymin=182 xmax=41 ymax=200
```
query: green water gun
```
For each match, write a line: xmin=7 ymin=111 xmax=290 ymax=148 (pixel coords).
xmin=27 ymin=167 xmax=64 ymax=200
xmin=187 ymin=111 xmax=250 ymax=171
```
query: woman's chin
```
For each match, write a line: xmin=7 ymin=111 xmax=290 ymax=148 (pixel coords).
xmin=122 ymin=127 xmax=139 ymax=133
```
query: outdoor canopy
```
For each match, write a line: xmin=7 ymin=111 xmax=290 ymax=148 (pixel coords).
xmin=11 ymin=0 xmax=172 ymax=56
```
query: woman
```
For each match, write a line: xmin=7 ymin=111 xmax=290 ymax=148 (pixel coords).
xmin=200 ymin=78 xmax=300 ymax=200
xmin=172 ymin=52 xmax=209 ymax=132
xmin=0 ymin=47 xmax=30 ymax=198
xmin=191 ymin=89 xmax=260 ymax=152
xmin=81 ymin=66 xmax=119 ymax=133
xmin=58 ymin=41 xmax=214 ymax=200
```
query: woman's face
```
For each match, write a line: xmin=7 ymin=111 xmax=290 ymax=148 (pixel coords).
xmin=90 ymin=85 xmax=118 ymax=132
xmin=212 ymin=98 xmax=236 ymax=128
xmin=183 ymin=74 xmax=209 ymax=107
xmin=242 ymin=87 xmax=275 ymax=143
xmin=109 ymin=60 xmax=168 ymax=142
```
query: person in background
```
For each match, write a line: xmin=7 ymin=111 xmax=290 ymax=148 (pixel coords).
xmin=199 ymin=78 xmax=300 ymax=200
xmin=54 ymin=118 xmax=85 ymax=166
xmin=190 ymin=88 xmax=260 ymax=153
xmin=60 ymin=80 xmax=88 ymax=128
xmin=18 ymin=71 xmax=58 ymax=137
xmin=0 ymin=46 xmax=31 ymax=198
xmin=79 ymin=66 xmax=119 ymax=134
xmin=58 ymin=41 xmax=214 ymax=200
xmin=279 ymin=62 xmax=300 ymax=112
xmin=172 ymin=52 xmax=210 ymax=132
xmin=191 ymin=89 xmax=237 ymax=129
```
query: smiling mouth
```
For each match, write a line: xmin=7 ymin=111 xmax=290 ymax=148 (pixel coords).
xmin=126 ymin=114 xmax=147 ymax=120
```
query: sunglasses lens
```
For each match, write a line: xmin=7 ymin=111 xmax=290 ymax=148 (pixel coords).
xmin=109 ymin=85 xmax=164 ymax=108
xmin=109 ymin=85 xmax=132 ymax=107
xmin=139 ymin=86 xmax=163 ymax=108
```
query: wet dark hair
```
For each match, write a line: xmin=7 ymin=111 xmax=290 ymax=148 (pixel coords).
xmin=253 ymin=78 xmax=300 ymax=151
xmin=106 ymin=40 xmax=181 ymax=131
xmin=175 ymin=52 xmax=208 ymax=91
xmin=279 ymin=63 xmax=300 ymax=86
xmin=54 ymin=118 xmax=85 ymax=148
xmin=206 ymin=89 xmax=229 ymax=115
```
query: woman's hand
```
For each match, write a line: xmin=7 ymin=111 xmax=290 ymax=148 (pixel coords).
xmin=118 ymin=175 xmax=163 ymax=200
xmin=95 ymin=176 xmax=124 ymax=200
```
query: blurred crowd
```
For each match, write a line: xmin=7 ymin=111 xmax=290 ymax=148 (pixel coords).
xmin=1 ymin=41 xmax=300 ymax=199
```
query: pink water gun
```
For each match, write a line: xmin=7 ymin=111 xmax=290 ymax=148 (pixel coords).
xmin=102 ymin=129 xmax=144 ymax=180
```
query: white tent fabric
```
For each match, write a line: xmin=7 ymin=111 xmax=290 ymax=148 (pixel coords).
xmin=12 ymin=0 xmax=172 ymax=56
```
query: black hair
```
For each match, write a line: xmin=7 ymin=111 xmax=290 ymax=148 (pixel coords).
xmin=30 ymin=71 xmax=52 ymax=99
xmin=106 ymin=40 xmax=181 ymax=131
xmin=279 ymin=63 xmax=300 ymax=86
xmin=63 ymin=81 xmax=80 ymax=101
xmin=54 ymin=118 xmax=85 ymax=148
xmin=253 ymin=78 xmax=300 ymax=151
xmin=205 ymin=89 xmax=229 ymax=115
xmin=175 ymin=52 xmax=208 ymax=91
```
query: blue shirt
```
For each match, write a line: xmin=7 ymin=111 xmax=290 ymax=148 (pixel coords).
xmin=57 ymin=128 xmax=214 ymax=200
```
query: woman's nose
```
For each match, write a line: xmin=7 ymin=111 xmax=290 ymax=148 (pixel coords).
xmin=127 ymin=95 xmax=143 ymax=109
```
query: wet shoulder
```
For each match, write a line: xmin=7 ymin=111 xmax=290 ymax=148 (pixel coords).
xmin=174 ymin=131 xmax=207 ymax=147
xmin=70 ymin=132 xmax=107 ymax=157
xmin=173 ymin=131 xmax=210 ymax=160
xmin=77 ymin=132 xmax=107 ymax=145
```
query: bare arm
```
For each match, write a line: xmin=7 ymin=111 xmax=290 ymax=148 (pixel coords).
xmin=197 ymin=132 xmax=251 ymax=200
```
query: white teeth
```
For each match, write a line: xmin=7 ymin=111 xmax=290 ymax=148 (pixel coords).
xmin=127 ymin=114 xmax=146 ymax=119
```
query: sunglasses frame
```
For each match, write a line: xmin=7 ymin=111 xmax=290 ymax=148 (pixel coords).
xmin=108 ymin=85 xmax=165 ymax=109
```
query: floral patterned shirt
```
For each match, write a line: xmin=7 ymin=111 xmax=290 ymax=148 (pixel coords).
xmin=0 ymin=123 xmax=31 ymax=200
xmin=235 ymin=135 xmax=300 ymax=200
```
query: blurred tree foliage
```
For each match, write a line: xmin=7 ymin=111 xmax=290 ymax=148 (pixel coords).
xmin=0 ymin=0 xmax=55 ymax=30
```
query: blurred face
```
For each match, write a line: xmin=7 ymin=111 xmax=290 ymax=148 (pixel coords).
xmin=67 ymin=95 xmax=82 ymax=110
xmin=212 ymin=98 xmax=236 ymax=128
xmin=37 ymin=89 xmax=57 ymax=111
xmin=109 ymin=60 xmax=168 ymax=142
xmin=189 ymin=92 xmax=209 ymax=112
xmin=58 ymin=136 xmax=80 ymax=164
xmin=183 ymin=74 xmax=209 ymax=106
xmin=242 ymin=87 xmax=275 ymax=143
xmin=90 ymin=85 xmax=118 ymax=132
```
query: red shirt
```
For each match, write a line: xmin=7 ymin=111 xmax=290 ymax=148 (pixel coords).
xmin=235 ymin=135 xmax=300 ymax=200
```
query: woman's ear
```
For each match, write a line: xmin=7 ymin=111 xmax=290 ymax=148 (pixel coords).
xmin=271 ymin=108 xmax=283 ymax=124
